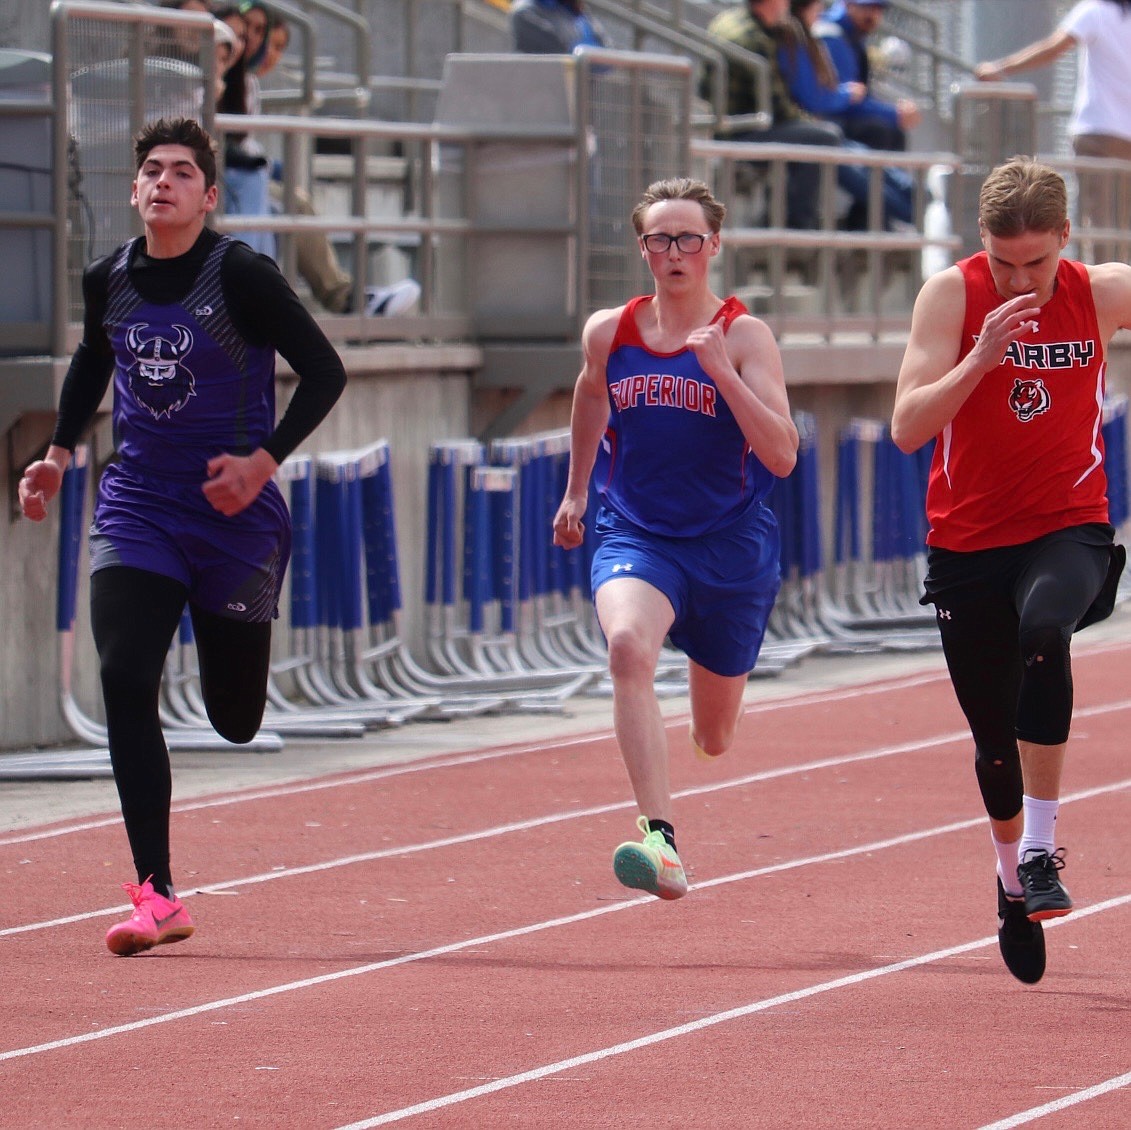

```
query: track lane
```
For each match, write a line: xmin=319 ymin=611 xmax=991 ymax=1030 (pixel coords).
xmin=2 ymin=649 xmax=1128 ymax=1127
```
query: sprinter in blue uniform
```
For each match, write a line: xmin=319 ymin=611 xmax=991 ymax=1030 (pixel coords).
xmin=553 ymin=178 xmax=798 ymax=899
xmin=19 ymin=118 xmax=346 ymax=954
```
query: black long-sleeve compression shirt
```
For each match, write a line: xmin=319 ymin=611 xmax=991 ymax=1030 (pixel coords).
xmin=51 ymin=227 xmax=347 ymax=465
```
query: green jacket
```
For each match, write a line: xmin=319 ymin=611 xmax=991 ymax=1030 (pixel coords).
xmin=706 ymin=5 xmax=804 ymax=125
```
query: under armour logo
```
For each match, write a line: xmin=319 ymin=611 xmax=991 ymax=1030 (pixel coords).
xmin=611 ymin=562 xmax=634 ymax=573
xmin=937 ymin=608 xmax=952 ymax=620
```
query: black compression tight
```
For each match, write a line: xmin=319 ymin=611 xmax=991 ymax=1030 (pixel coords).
xmin=91 ymin=566 xmax=272 ymax=894
xmin=934 ymin=538 xmax=1108 ymax=822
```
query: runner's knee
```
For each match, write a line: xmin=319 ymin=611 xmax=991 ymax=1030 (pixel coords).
xmin=974 ymin=745 xmax=1024 ymax=821
xmin=1017 ymin=621 xmax=1073 ymax=745
xmin=604 ymin=626 xmax=658 ymax=685
xmin=691 ymin=716 xmax=739 ymax=757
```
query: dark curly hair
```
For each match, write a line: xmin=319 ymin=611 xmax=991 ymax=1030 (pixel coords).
xmin=133 ymin=117 xmax=218 ymax=189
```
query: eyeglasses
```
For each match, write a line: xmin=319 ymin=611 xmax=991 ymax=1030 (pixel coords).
xmin=640 ymin=232 xmax=713 ymax=254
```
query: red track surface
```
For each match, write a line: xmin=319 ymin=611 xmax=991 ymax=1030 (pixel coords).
xmin=2 ymin=646 xmax=1129 ymax=1127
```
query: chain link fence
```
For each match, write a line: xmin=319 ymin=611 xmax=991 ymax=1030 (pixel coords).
xmin=54 ymin=2 xmax=215 ymax=325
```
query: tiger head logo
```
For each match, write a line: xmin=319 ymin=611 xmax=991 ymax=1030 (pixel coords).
xmin=1008 ymin=377 xmax=1051 ymax=423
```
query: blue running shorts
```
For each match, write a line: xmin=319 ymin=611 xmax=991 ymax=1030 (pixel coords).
xmin=88 ymin=462 xmax=291 ymax=623
xmin=590 ymin=504 xmax=781 ymax=677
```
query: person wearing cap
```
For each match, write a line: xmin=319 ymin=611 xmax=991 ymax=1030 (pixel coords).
xmin=706 ymin=0 xmax=846 ymax=231
xmin=509 ymin=0 xmax=611 ymax=54
xmin=816 ymin=0 xmax=921 ymax=151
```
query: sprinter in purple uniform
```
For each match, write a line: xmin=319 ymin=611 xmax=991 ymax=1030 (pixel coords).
xmin=553 ymin=178 xmax=798 ymax=899
xmin=19 ymin=118 xmax=346 ymax=954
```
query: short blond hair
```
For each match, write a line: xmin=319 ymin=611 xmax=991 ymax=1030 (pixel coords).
xmin=979 ymin=156 xmax=1067 ymax=237
xmin=631 ymin=178 xmax=726 ymax=235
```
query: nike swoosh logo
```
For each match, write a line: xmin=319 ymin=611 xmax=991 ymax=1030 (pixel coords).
xmin=153 ymin=908 xmax=182 ymax=930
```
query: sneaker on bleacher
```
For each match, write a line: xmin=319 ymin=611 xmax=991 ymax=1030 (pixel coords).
xmin=364 ymin=280 xmax=421 ymax=316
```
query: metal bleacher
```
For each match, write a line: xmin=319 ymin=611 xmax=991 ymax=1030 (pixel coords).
xmin=3 ymin=0 xmax=1131 ymax=776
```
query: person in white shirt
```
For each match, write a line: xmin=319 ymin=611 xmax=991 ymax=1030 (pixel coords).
xmin=975 ymin=0 xmax=1131 ymax=163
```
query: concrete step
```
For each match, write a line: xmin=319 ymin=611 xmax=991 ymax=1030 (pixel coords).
xmin=310 ymin=153 xmax=409 ymax=222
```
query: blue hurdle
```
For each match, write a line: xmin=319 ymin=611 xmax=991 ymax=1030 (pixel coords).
xmin=1102 ymin=394 xmax=1131 ymax=603
xmin=826 ymin=418 xmax=938 ymax=649
xmin=488 ymin=430 xmax=607 ymax=672
xmin=286 ymin=441 xmax=591 ymax=714
xmin=421 ymin=435 xmax=599 ymax=695
xmin=764 ymin=411 xmax=832 ymax=661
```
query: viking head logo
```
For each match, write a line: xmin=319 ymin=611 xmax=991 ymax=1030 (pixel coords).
xmin=125 ymin=323 xmax=196 ymax=419
xmin=1008 ymin=377 xmax=1051 ymax=423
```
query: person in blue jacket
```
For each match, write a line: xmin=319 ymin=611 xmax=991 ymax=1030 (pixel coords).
xmin=778 ymin=0 xmax=913 ymax=228
xmin=510 ymin=0 xmax=611 ymax=54
xmin=816 ymin=0 xmax=921 ymax=151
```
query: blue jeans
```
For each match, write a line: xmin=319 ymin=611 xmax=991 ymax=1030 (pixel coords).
xmin=222 ymin=165 xmax=277 ymax=259
xmin=836 ymin=141 xmax=914 ymax=229
xmin=736 ymin=118 xmax=843 ymax=230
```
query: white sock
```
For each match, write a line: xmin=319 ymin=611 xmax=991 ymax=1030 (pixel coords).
xmin=991 ymin=831 xmax=1023 ymax=897
xmin=1018 ymin=795 xmax=1059 ymax=860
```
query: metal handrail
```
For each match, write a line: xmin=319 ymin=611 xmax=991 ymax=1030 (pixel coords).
xmin=584 ymin=0 xmax=771 ymax=131
xmin=49 ymin=0 xmax=219 ymax=354
xmin=284 ymin=0 xmax=370 ymax=111
xmin=256 ymin=0 xmax=319 ymax=112
xmin=212 ymin=110 xmax=580 ymax=318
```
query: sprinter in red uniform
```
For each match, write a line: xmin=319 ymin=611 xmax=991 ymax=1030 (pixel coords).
xmin=892 ymin=157 xmax=1131 ymax=983
xmin=552 ymin=178 xmax=798 ymax=900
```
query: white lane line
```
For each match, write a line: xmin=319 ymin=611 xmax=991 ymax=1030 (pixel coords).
xmin=333 ymin=894 xmax=1131 ymax=1129
xmin=0 ymin=670 xmax=950 ymax=849
xmin=977 ymin=1071 xmax=1131 ymax=1129
xmin=4 ymin=688 xmax=1130 ymax=939
xmin=0 ymin=727 xmax=977 ymax=937
xmin=4 ymin=637 xmax=1126 ymax=850
xmin=2 ymin=791 xmax=1128 ymax=1065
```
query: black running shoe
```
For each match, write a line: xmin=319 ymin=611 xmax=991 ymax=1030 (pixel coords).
xmin=997 ymin=878 xmax=1045 ymax=984
xmin=1017 ymin=848 xmax=1072 ymax=922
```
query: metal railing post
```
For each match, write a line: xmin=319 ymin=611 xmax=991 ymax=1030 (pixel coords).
xmin=51 ymin=4 xmax=71 ymax=356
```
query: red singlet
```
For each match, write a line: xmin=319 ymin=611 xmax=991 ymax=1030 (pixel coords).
xmin=925 ymin=252 xmax=1110 ymax=550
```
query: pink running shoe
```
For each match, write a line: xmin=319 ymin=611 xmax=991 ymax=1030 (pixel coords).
xmin=105 ymin=879 xmax=194 ymax=956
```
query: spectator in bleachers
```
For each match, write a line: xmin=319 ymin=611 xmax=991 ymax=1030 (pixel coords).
xmin=153 ymin=0 xmax=214 ymax=65
xmin=974 ymin=0 xmax=1131 ymax=165
xmin=707 ymin=0 xmax=844 ymax=231
xmin=215 ymin=4 xmax=248 ymax=80
xmin=778 ymin=0 xmax=913 ymax=229
xmin=210 ymin=13 xmax=240 ymax=104
xmin=815 ymin=0 xmax=920 ymax=151
xmin=151 ymin=0 xmax=233 ymax=105
xmin=260 ymin=7 xmax=290 ymax=75
xmin=509 ymin=0 xmax=611 ymax=54
xmin=213 ymin=2 xmax=275 ymax=258
xmin=239 ymin=0 xmax=272 ymax=76
xmin=255 ymin=13 xmax=421 ymax=316
xmin=553 ymin=177 xmax=797 ymax=901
